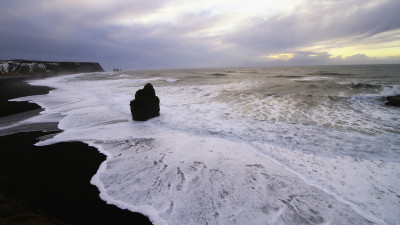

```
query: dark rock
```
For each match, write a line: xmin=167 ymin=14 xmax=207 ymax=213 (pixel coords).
xmin=385 ymin=94 xmax=400 ymax=107
xmin=130 ymin=83 xmax=160 ymax=121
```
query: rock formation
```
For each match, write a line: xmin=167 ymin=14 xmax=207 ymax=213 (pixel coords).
xmin=385 ymin=94 xmax=400 ymax=107
xmin=0 ymin=59 xmax=104 ymax=76
xmin=130 ymin=83 xmax=160 ymax=121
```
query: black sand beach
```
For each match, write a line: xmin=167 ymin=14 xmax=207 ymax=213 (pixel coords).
xmin=0 ymin=76 xmax=52 ymax=117
xmin=0 ymin=77 xmax=152 ymax=225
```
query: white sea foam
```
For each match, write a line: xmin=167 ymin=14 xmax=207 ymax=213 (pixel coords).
xmin=166 ymin=78 xmax=179 ymax=83
xmin=8 ymin=68 xmax=400 ymax=225
xmin=293 ymin=76 xmax=334 ymax=82
xmin=118 ymin=74 xmax=131 ymax=78
xmin=380 ymin=84 xmax=400 ymax=96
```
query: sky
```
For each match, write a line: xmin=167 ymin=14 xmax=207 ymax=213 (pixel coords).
xmin=0 ymin=0 xmax=399 ymax=70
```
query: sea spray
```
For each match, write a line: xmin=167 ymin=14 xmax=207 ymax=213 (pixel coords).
xmin=6 ymin=65 xmax=400 ymax=224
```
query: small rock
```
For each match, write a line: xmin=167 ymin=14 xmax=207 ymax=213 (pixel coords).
xmin=385 ymin=94 xmax=400 ymax=107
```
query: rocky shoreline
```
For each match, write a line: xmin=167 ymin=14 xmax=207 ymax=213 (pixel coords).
xmin=0 ymin=59 xmax=104 ymax=76
xmin=0 ymin=76 xmax=152 ymax=225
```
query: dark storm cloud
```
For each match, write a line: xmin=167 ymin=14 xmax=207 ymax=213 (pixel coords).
xmin=0 ymin=1 xmax=152 ymax=63
xmin=0 ymin=0 xmax=236 ymax=69
xmin=0 ymin=0 xmax=399 ymax=70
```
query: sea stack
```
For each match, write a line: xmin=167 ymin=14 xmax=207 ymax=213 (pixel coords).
xmin=130 ymin=83 xmax=160 ymax=121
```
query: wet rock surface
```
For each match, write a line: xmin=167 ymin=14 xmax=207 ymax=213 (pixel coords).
xmin=130 ymin=83 xmax=160 ymax=121
xmin=385 ymin=94 xmax=400 ymax=107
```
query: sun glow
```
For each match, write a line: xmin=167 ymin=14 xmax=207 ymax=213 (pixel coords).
xmin=264 ymin=53 xmax=295 ymax=61
xmin=299 ymin=29 xmax=400 ymax=60
xmin=329 ymin=45 xmax=400 ymax=59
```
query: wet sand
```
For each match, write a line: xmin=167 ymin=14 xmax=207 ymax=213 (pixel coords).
xmin=0 ymin=76 xmax=152 ymax=225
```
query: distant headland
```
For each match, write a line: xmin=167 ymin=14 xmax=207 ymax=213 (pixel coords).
xmin=0 ymin=59 xmax=104 ymax=76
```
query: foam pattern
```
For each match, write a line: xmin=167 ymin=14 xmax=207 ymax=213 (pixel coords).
xmin=8 ymin=67 xmax=400 ymax=225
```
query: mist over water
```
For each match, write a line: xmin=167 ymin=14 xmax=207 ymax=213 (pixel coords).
xmin=5 ymin=65 xmax=400 ymax=224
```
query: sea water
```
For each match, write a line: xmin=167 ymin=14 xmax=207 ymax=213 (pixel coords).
xmin=4 ymin=65 xmax=400 ymax=224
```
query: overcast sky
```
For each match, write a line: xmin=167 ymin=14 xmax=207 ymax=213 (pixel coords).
xmin=1 ymin=0 xmax=399 ymax=70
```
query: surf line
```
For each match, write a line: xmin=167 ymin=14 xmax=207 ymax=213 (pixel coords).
xmin=87 ymin=140 xmax=168 ymax=225
xmin=249 ymin=143 xmax=387 ymax=225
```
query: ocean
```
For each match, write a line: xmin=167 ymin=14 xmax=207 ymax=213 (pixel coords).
xmin=4 ymin=65 xmax=400 ymax=224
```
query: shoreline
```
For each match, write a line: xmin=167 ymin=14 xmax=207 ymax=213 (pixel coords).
xmin=0 ymin=76 xmax=152 ymax=225
xmin=0 ymin=76 xmax=53 ymax=117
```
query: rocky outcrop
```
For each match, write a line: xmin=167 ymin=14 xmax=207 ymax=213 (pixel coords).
xmin=130 ymin=83 xmax=160 ymax=121
xmin=0 ymin=59 xmax=104 ymax=76
xmin=385 ymin=94 xmax=400 ymax=107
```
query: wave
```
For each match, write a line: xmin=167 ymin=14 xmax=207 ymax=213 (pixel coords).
xmin=209 ymin=73 xmax=227 ymax=76
xmin=293 ymin=76 xmax=334 ymax=82
xmin=348 ymin=82 xmax=382 ymax=90
xmin=6 ymin=69 xmax=400 ymax=225
xmin=336 ymin=81 xmax=400 ymax=97
xmin=166 ymin=78 xmax=179 ymax=83
xmin=380 ymin=84 xmax=400 ymax=96
xmin=273 ymin=75 xmax=302 ymax=79
xmin=308 ymin=71 xmax=353 ymax=76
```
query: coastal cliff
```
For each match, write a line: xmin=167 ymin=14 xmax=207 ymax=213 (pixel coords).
xmin=0 ymin=59 xmax=104 ymax=76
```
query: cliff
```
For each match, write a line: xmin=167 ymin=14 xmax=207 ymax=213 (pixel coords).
xmin=0 ymin=59 xmax=104 ymax=76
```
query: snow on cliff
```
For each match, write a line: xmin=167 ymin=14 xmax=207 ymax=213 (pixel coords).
xmin=0 ymin=60 xmax=104 ymax=76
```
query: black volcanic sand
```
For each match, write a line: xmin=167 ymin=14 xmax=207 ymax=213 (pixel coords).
xmin=0 ymin=76 xmax=52 ymax=117
xmin=0 ymin=77 xmax=152 ymax=225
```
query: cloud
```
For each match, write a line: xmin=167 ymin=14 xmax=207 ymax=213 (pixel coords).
xmin=281 ymin=52 xmax=400 ymax=66
xmin=0 ymin=0 xmax=237 ymax=69
xmin=287 ymin=52 xmax=332 ymax=65
xmin=225 ymin=0 xmax=400 ymax=54
xmin=339 ymin=53 xmax=400 ymax=65
xmin=0 ymin=0 xmax=399 ymax=69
